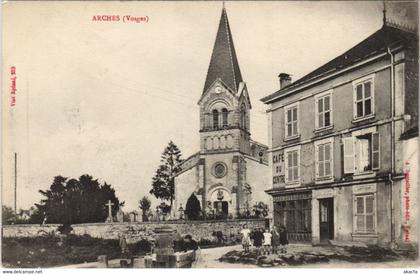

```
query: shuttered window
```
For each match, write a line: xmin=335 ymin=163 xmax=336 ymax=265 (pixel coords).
xmin=354 ymin=194 xmax=376 ymax=233
xmin=315 ymin=94 xmax=332 ymax=129
xmin=316 ymin=142 xmax=332 ymax=178
xmin=285 ymin=149 xmax=300 ymax=183
xmin=353 ymin=79 xmax=374 ymax=119
xmin=371 ymin=132 xmax=380 ymax=170
xmin=285 ymin=105 xmax=299 ymax=138
xmin=343 ymin=137 xmax=355 ymax=174
xmin=343 ymin=132 xmax=380 ymax=174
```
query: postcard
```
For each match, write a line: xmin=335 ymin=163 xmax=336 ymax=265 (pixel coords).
xmin=1 ymin=0 xmax=419 ymax=271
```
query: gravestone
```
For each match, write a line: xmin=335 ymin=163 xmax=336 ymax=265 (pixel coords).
xmin=116 ymin=208 xmax=124 ymax=223
xmin=129 ymin=212 xmax=137 ymax=222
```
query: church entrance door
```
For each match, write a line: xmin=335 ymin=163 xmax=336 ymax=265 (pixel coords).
xmin=214 ymin=201 xmax=228 ymax=218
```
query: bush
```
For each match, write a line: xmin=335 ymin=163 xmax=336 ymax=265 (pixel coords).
xmin=58 ymin=224 xmax=73 ymax=235
xmin=129 ymin=239 xmax=152 ymax=254
xmin=2 ymin=234 xmax=121 ymax=267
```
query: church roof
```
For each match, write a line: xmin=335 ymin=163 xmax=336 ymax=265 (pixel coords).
xmin=261 ymin=24 xmax=418 ymax=103
xmin=203 ymin=7 xmax=243 ymax=94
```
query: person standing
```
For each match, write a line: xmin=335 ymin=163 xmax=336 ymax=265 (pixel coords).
xmin=262 ymin=229 xmax=272 ymax=255
xmin=270 ymin=226 xmax=280 ymax=254
xmin=252 ymin=228 xmax=264 ymax=255
xmin=182 ymin=234 xmax=198 ymax=252
xmin=240 ymin=224 xmax=251 ymax=253
xmin=279 ymin=225 xmax=289 ymax=254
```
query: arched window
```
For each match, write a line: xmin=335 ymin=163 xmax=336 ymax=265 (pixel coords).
xmin=222 ymin=108 xmax=228 ymax=127
xmin=241 ymin=105 xmax=247 ymax=130
xmin=212 ymin=109 xmax=219 ymax=129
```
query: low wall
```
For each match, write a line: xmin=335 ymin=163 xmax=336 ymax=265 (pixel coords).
xmin=3 ymin=219 xmax=266 ymax=243
xmin=2 ymin=224 xmax=61 ymax=238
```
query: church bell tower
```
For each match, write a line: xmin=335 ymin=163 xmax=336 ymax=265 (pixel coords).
xmin=197 ymin=6 xmax=253 ymax=217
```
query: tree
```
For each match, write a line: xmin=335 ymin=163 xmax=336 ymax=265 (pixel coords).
xmin=138 ymin=196 xmax=151 ymax=221
xmin=35 ymin=174 xmax=122 ymax=224
xmin=157 ymin=202 xmax=171 ymax=215
xmin=2 ymin=206 xmax=16 ymax=224
xmin=185 ymin=193 xmax=201 ymax=220
xmin=150 ymin=141 xmax=183 ymax=210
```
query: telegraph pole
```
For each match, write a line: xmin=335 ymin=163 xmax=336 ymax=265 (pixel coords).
xmin=14 ymin=152 xmax=17 ymax=214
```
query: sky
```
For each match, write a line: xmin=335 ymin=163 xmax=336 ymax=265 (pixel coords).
xmin=2 ymin=1 xmax=413 ymax=212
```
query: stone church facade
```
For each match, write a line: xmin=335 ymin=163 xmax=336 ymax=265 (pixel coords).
xmin=173 ymin=7 xmax=271 ymax=219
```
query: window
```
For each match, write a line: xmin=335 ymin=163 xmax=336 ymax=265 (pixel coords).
xmin=343 ymin=131 xmax=380 ymax=174
xmin=212 ymin=109 xmax=219 ymax=129
xmin=285 ymin=103 xmax=299 ymax=138
xmin=213 ymin=162 xmax=227 ymax=178
xmin=315 ymin=91 xmax=332 ymax=129
xmin=353 ymin=76 xmax=374 ymax=119
xmin=315 ymin=139 xmax=333 ymax=179
xmin=222 ymin=108 xmax=228 ymax=127
xmin=285 ymin=147 xmax=300 ymax=184
xmin=354 ymin=194 xmax=376 ymax=233
xmin=241 ymin=105 xmax=247 ymax=130
xmin=276 ymin=198 xmax=312 ymax=241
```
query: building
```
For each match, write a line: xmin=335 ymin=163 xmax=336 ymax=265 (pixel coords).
xmin=173 ymin=7 xmax=271 ymax=219
xmin=261 ymin=21 xmax=418 ymax=246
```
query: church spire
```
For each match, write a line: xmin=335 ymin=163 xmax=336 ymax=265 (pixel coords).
xmin=203 ymin=6 xmax=243 ymax=94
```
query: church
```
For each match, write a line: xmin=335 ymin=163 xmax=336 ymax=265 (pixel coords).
xmin=173 ymin=7 xmax=271 ymax=219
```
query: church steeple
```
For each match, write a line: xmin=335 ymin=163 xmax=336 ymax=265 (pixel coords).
xmin=203 ymin=7 xmax=243 ymax=94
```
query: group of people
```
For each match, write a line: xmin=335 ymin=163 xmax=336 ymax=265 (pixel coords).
xmin=240 ymin=224 xmax=288 ymax=255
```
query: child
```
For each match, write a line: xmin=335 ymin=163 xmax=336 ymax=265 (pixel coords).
xmin=240 ymin=224 xmax=251 ymax=253
xmin=252 ymin=228 xmax=264 ymax=255
xmin=279 ymin=225 xmax=289 ymax=254
xmin=263 ymin=229 xmax=272 ymax=255
xmin=271 ymin=226 xmax=280 ymax=254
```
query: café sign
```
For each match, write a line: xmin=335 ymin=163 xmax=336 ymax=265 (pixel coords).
xmin=272 ymin=151 xmax=285 ymax=184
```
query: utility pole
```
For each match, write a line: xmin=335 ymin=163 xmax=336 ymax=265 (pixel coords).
xmin=14 ymin=153 xmax=17 ymax=214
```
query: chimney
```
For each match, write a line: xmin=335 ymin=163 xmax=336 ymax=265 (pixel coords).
xmin=278 ymin=73 xmax=292 ymax=89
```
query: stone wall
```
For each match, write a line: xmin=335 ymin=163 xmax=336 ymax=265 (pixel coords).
xmin=3 ymin=219 xmax=266 ymax=244
xmin=2 ymin=224 xmax=61 ymax=238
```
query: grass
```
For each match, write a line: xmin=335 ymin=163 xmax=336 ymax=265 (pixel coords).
xmin=2 ymin=233 xmax=240 ymax=268
xmin=2 ymin=234 xmax=150 ymax=268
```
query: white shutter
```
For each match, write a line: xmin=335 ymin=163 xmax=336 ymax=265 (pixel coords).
xmin=315 ymin=99 xmax=319 ymax=129
xmin=371 ymin=132 xmax=380 ymax=170
xmin=296 ymin=150 xmax=300 ymax=181
xmin=343 ymin=137 xmax=355 ymax=174
xmin=315 ymin=144 xmax=319 ymax=177
xmin=285 ymin=151 xmax=289 ymax=183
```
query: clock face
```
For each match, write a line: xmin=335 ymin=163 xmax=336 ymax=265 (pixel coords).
xmin=215 ymin=86 xmax=222 ymax=93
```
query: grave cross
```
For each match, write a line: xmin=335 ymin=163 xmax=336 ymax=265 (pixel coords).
xmin=106 ymin=200 xmax=114 ymax=223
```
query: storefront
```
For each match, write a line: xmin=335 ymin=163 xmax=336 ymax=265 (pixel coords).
xmin=273 ymin=192 xmax=312 ymax=242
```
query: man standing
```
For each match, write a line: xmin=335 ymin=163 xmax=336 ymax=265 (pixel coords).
xmin=270 ymin=226 xmax=280 ymax=254
xmin=279 ymin=225 xmax=289 ymax=254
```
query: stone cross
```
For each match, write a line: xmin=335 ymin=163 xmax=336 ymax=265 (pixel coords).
xmin=106 ymin=200 xmax=114 ymax=223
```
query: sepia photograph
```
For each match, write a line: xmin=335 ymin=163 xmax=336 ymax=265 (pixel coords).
xmin=1 ymin=0 xmax=419 ymax=270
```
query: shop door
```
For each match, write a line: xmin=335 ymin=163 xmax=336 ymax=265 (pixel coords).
xmin=319 ymin=198 xmax=334 ymax=242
